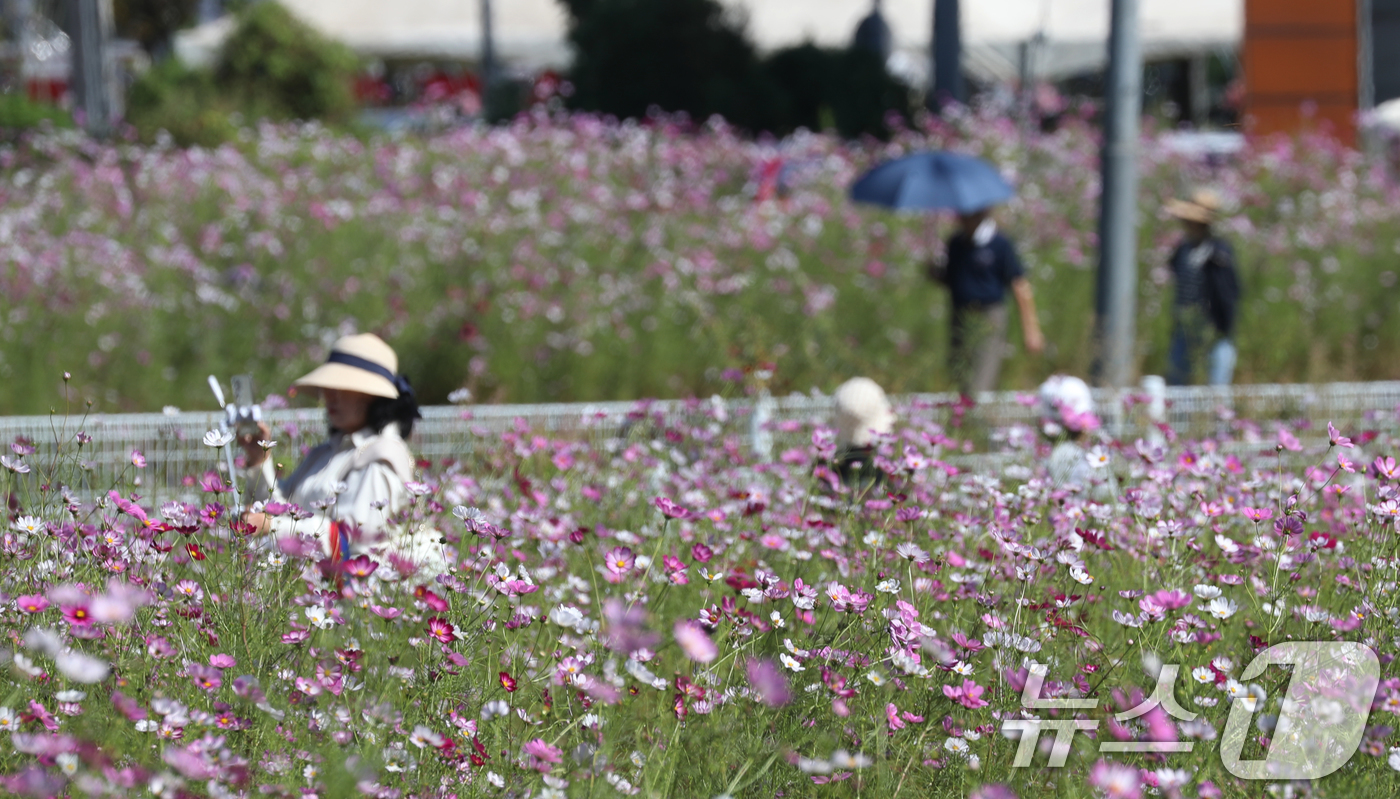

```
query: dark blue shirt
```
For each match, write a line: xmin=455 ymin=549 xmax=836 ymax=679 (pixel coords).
xmin=945 ymin=231 xmax=1025 ymax=308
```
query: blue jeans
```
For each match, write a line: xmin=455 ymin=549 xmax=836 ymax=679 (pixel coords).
xmin=1169 ymin=320 xmax=1235 ymax=386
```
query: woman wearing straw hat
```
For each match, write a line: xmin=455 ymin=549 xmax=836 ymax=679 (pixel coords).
xmin=238 ymin=333 xmax=448 ymax=575
xmin=1163 ymin=189 xmax=1241 ymax=386
xmin=830 ymin=377 xmax=895 ymax=493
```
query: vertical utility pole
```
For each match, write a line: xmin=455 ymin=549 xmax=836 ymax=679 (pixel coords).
xmin=1093 ymin=0 xmax=1142 ymax=389
xmin=480 ymin=0 xmax=496 ymax=106
xmin=65 ymin=0 xmax=111 ymax=136
xmin=929 ymin=0 xmax=961 ymax=111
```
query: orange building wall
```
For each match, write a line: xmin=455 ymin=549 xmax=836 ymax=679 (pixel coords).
xmin=1243 ymin=0 xmax=1360 ymax=144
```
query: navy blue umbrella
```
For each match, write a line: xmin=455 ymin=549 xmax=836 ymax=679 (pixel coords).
xmin=849 ymin=151 xmax=1013 ymax=213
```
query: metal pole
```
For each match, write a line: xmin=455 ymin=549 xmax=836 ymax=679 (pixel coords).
xmin=65 ymin=0 xmax=109 ymax=136
xmin=930 ymin=0 xmax=961 ymax=111
xmin=480 ymin=0 xmax=496 ymax=101
xmin=1093 ymin=0 xmax=1142 ymax=389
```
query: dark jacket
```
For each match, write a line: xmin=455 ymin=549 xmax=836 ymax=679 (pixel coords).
xmin=1171 ymin=236 xmax=1240 ymax=337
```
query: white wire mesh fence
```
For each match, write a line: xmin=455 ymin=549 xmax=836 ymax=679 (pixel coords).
xmin=1 ymin=380 xmax=1398 ymax=495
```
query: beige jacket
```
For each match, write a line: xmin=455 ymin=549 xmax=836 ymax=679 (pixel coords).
xmin=246 ymin=423 xmax=431 ymax=563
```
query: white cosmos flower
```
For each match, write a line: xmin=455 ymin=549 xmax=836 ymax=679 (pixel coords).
xmin=55 ymin=650 xmax=110 ymax=683
xmin=1207 ymin=597 xmax=1238 ymax=620
xmin=1070 ymin=566 xmax=1094 ymax=585
xmin=1191 ymin=667 xmax=1215 ymax=684
xmin=952 ymin=661 xmax=975 ymax=676
xmin=829 ymin=749 xmax=871 ymax=769
xmin=305 ymin=606 xmax=334 ymax=629
xmin=876 ymin=579 xmax=901 ymax=594
xmin=780 ymin=653 xmax=805 ymax=672
xmin=769 ymin=610 xmax=786 ymax=628
xmin=1193 ymin=584 xmax=1222 ymax=600
xmin=549 ymin=605 xmax=584 ymax=629
xmin=1389 ymin=747 xmax=1400 ymax=772
xmin=202 ymin=429 xmax=234 ymax=448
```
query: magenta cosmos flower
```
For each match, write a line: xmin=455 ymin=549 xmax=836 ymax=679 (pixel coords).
xmin=943 ymin=679 xmax=989 ymax=709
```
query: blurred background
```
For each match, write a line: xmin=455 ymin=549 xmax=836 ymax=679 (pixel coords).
xmin=1 ymin=1 xmax=1399 ymax=414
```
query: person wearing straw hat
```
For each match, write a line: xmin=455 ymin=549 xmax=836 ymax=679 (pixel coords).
xmin=238 ymin=333 xmax=449 ymax=576
xmin=1163 ymin=189 xmax=1241 ymax=386
xmin=830 ymin=376 xmax=895 ymax=492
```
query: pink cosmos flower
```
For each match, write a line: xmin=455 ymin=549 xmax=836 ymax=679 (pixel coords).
xmin=653 ymin=496 xmax=691 ymax=519
xmin=673 ymin=620 xmax=717 ymax=664
xmin=1241 ymin=507 xmax=1274 ymax=521
xmin=61 ymin=605 xmax=93 ymax=627
xmin=209 ymin=653 xmax=236 ymax=669
xmin=523 ymin=738 xmax=563 ymax=772
xmin=886 ymin=702 xmax=906 ymax=732
xmin=1089 ymin=759 xmax=1142 ymax=799
xmin=1338 ymin=451 xmax=1356 ymax=473
xmin=1328 ymin=422 xmax=1353 ymax=448
xmin=342 ymin=554 xmax=378 ymax=577
xmin=746 ymin=658 xmax=791 ymax=707
xmin=188 ymin=664 xmax=222 ymax=692
xmin=15 ymin=595 xmax=48 ymax=613
xmin=1374 ymin=456 xmax=1400 ymax=481
xmin=942 ymin=679 xmax=989 ymax=709
xmin=1277 ymin=428 xmax=1302 ymax=452
xmin=427 ymin=616 xmax=457 ymax=644
xmin=603 ymin=546 xmax=635 ymax=580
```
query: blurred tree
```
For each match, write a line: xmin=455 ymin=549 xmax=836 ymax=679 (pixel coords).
xmin=127 ymin=1 xmax=360 ymax=145
xmin=559 ymin=0 xmax=910 ymax=138
xmin=113 ymin=0 xmax=200 ymax=55
xmin=560 ymin=0 xmax=781 ymax=131
xmin=763 ymin=44 xmax=911 ymax=138
xmin=216 ymin=0 xmax=358 ymax=121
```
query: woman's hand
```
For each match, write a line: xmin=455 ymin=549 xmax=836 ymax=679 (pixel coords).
xmin=241 ymin=512 xmax=270 ymax=535
xmin=237 ymin=422 xmax=272 ymax=469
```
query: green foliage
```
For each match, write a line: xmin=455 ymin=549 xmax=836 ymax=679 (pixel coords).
xmin=113 ymin=0 xmax=200 ymax=55
xmin=216 ymin=0 xmax=360 ymax=123
xmin=559 ymin=0 xmax=909 ymax=137
xmin=563 ymin=0 xmax=783 ymax=131
xmin=0 ymin=92 xmax=73 ymax=134
xmin=125 ymin=58 xmax=240 ymax=148
xmin=763 ymin=44 xmax=913 ymax=138
xmin=125 ymin=1 xmax=359 ymax=146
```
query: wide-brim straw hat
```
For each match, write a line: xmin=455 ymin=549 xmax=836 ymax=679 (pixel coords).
xmin=1164 ymin=188 xmax=1223 ymax=224
xmin=294 ymin=333 xmax=400 ymax=399
xmin=834 ymin=377 xmax=895 ymax=447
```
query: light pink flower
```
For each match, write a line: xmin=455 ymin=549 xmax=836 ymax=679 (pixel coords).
xmin=674 ymin=620 xmax=717 ymax=664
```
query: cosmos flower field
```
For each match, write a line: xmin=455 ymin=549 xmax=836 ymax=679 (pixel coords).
xmin=1 ymin=105 xmax=1399 ymax=415
xmin=2 ymin=394 xmax=1400 ymax=797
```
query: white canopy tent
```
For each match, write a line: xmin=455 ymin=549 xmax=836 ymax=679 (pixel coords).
xmin=174 ymin=0 xmax=1242 ymax=84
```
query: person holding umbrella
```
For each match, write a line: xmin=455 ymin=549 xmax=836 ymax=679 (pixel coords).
xmin=850 ymin=151 xmax=1044 ymax=397
xmin=928 ymin=205 xmax=1045 ymax=396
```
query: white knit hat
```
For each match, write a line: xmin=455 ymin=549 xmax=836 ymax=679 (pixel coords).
xmin=833 ymin=377 xmax=894 ymax=447
xmin=1037 ymin=375 xmax=1097 ymax=436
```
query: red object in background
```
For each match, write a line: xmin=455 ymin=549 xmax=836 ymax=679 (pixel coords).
xmin=27 ymin=78 xmax=66 ymax=104
xmin=755 ymin=158 xmax=784 ymax=203
xmin=353 ymin=75 xmax=392 ymax=105
xmin=1243 ymin=0 xmax=1360 ymax=145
